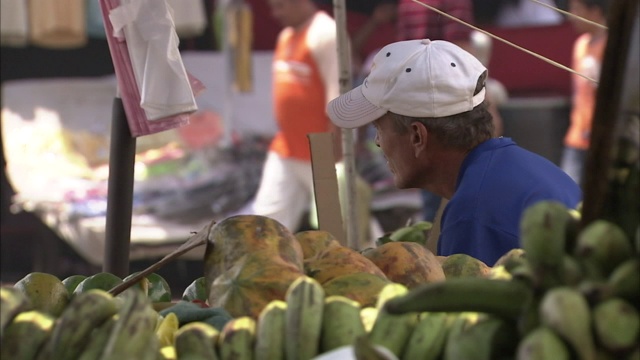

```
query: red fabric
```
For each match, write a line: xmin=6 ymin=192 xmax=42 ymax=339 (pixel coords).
xmin=486 ymin=22 xmax=580 ymax=97
xmin=396 ymin=0 xmax=473 ymax=42
xmin=246 ymin=1 xmax=396 ymax=58
xmin=245 ymin=0 xmax=282 ymax=50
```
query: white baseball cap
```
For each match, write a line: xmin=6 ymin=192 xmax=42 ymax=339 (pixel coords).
xmin=327 ymin=39 xmax=487 ymax=129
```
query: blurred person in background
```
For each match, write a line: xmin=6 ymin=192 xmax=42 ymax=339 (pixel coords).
xmin=252 ymin=0 xmax=339 ymax=232
xmin=253 ymin=0 xmax=372 ymax=242
xmin=492 ymin=0 xmax=564 ymax=28
xmin=560 ymin=0 xmax=609 ymax=185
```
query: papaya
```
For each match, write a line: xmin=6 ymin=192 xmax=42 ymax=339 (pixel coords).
xmin=361 ymin=242 xmax=446 ymax=288
xmin=321 ymin=272 xmax=391 ymax=307
xmin=295 ymin=230 xmax=342 ymax=259
xmin=204 ymin=215 xmax=304 ymax=285
xmin=208 ymin=254 xmax=304 ymax=318
xmin=494 ymin=248 xmax=527 ymax=271
xmin=204 ymin=215 xmax=307 ymax=319
xmin=304 ymin=245 xmax=388 ymax=285
xmin=440 ymin=253 xmax=491 ymax=279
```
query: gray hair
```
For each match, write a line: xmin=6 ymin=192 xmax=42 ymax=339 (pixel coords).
xmin=387 ymin=101 xmax=495 ymax=151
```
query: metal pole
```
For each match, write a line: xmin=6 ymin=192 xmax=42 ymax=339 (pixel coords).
xmin=218 ymin=0 xmax=234 ymax=147
xmin=104 ymin=97 xmax=136 ymax=277
xmin=332 ymin=0 xmax=360 ymax=249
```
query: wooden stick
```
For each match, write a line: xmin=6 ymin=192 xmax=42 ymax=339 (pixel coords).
xmin=108 ymin=220 xmax=216 ymax=296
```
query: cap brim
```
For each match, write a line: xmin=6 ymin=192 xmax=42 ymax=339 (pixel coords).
xmin=326 ymin=86 xmax=388 ymax=129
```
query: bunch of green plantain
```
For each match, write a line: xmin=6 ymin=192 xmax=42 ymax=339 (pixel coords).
xmin=0 ymin=284 xmax=167 ymax=360
xmin=382 ymin=200 xmax=640 ymax=360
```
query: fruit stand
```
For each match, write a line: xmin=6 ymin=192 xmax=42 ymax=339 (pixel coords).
xmin=1 ymin=0 xmax=639 ymax=359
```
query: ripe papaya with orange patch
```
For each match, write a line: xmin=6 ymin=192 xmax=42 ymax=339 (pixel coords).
xmin=441 ymin=253 xmax=491 ymax=279
xmin=305 ymin=245 xmax=388 ymax=285
xmin=321 ymin=272 xmax=390 ymax=307
xmin=295 ymin=230 xmax=342 ymax=260
xmin=361 ymin=242 xmax=445 ymax=288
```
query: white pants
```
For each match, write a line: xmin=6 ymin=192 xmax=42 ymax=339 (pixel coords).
xmin=252 ymin=151 xmax=374 ymax=247
xmin=252 ymin=151 xmax=315 ymax=232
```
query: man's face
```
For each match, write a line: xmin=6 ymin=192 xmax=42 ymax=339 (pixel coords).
xmin=267 ymin=0 xmax=299 ymax=28
xmin=372 ymin=114 xmax=422 ymax=189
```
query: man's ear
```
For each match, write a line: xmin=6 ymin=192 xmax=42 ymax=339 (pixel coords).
xmin=410 ymin=121 xmax=428 ymax=155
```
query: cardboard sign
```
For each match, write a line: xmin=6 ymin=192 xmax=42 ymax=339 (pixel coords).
xmin=308 ymin=132 xmax=346 ymax=242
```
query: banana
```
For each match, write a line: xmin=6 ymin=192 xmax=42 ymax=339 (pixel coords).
xmin=1 ymin=286 xmax=32 ymax=340
xmin=369 ymin=283 xmax=418 ymax=358
xmin=517 ymin=294 xmax=542 ymax=337
xmin=442 ymin=315 xmax=519 ymax=360
xmin=284 ymin=276 xmax=325 ymax=360
xmin=592 ymin=297 xmax=640 ymax=353
xmin=384 ymin=277 xmax=533 ymax=320
xmin=442 ymin=312 xmax=481 ymax=359
xmin=560 ymin=254 xmax=584 ymax=286
xmin=255 ymin=300 xmax=287 ymax=360
xmin=577 ymin=280 xmax=613 ymax=306
xmin=0 ymin=310 xmax=55 ymax=360
xmin=564 ymin=207 xmax=581 ymax=253
xmin=607 ymin=258 xmax=640 ymax=302
xmin=76 ymin=315 xmax=117 ymax=360
xmin=321 ymin=295 xmax=365 ymax=353
xmin=519 ymin=200 xmax=570 ymax=271
xmin=156 ymin=312 xmax=179 ymax=348
xmin=493 ymin=248 xmax=526 ymax=270
xmin=574 ymin=220 xmax=633 ymax=277
xmin=100 ymin=290 xmax=160 ymax=360
xmin=38 ymin=289 xmax=119 ymax=360
xmin=539 ymin=286 xmax=595 ymax=360
xmin=516 ymin=326 xmax=570 ymax=360
xmin=174 ymin=321 xmax=220 ymax=360
xmin=218 ymin=316 xmax=256 ymax=360
xmin=353 ymin=334 xmax=399 ymax=360
xmin=159 ymin=345 xmax=177 ymax=360
xmin=360 ymin=306 xmax=379 ymax=333
xmin=401 ymin=312 xmax=452 ymax=360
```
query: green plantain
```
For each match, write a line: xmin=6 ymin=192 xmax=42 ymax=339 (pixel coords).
xmin=384 ymin=277 xmax=533 ymax=320
xmin=539 ymin=287 xmax=595 ymax=360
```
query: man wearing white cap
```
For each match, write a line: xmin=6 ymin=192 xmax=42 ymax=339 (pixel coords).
xmin=327 ymin=39 xmax=582 ymax=265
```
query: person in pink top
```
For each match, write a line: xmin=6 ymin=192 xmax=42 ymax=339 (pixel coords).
xmin=252 ymin=0 xmax=372 ymax=239
xmin=561 ymin=0 xmax=609 ymax=185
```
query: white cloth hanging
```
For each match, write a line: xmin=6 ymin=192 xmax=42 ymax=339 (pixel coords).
xmin=28 ymin=0 xmax=88 ymax=48
xmin=1 ymin=0 xmax=29 ymax=47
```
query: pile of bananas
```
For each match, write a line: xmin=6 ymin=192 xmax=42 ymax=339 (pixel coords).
xmin=385 ymin=200 xmax=640 ymax=360
xmin=1 ymin=286 xmax=164 ymax=360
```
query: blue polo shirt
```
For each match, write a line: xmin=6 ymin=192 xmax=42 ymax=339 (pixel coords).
xmin=437 ymin=137 xmax=582 ymax=266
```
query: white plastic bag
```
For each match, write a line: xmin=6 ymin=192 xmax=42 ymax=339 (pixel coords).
xmin=165 ymin=0 xmax=207 ymax=38
xmin=109 ymin=0 xmax=198 ymax=120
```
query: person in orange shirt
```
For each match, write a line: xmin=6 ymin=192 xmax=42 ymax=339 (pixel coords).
xmin=561 ymin=0 xmax=609 ymax=185
xmin=252 ymin=0 xmax=372 ymax=235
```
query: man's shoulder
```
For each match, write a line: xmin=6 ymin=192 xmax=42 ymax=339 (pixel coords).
xmin=309 ymin=11 xmax=337 ymax=32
